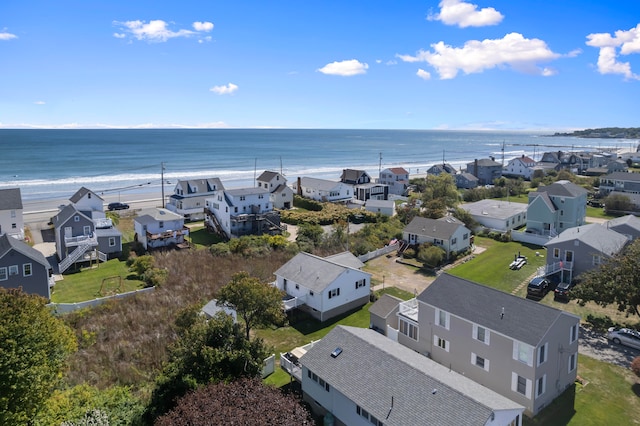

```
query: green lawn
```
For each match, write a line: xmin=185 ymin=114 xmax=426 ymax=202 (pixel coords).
xmin=585 ymin=206 xmax=614 ymax=220
xmin=449 ymin=238 xmax=546 ymax=293
xmin=186 ymin=222 xmax=224 ymax=248
xmin=51 ymin=259 xmax=146 ymax=303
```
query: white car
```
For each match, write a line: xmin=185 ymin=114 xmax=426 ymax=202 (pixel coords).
xmin=607 ymin=327 xmax=640 ymax=350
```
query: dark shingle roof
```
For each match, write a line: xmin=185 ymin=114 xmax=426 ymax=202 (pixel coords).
xmin=0 ymin=234 xmax=50 ymax=268
xmin=0 ymin=188 xmax=23 ymax=210
xmin=301 ymin=326 xmax=523 ymax=425
xmin=69 ymin=187 xmax=103 ymax=203
xmin=404 ymin=216 xmax=467 ymax=240
xmin=340 ymin=169 xmax=369 ymax=184
xmin=257 ymin=170 xmax=280 ymax=182
xmin=535 ymin=180 xmax=587 ymax=198
xmin=602 ymin=171 xmax=640 ymax=182
xmin=368 ymin=293 xmax=402 ymax=319
xmin=544 ymin=224 xmax=629 ymax=256
xmin=417 ymin=274 xmax=578 ymax=346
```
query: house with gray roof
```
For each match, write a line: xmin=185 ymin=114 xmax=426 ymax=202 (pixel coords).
xmin=0 ymin=233 xmax=54 ymax=299
xmin=462 ymin=199 xmax=528 ymax=232
xmin=364 ymin=198 xmax=395 ymax=216
xmin=379 ymin=167 xmax=409 ymax=196
xmin=292 ymin=177 xmax=353 ymax=203
xmin=504 ymin=156 xmax=536 ymax=180
xmin=403 ymin=216 xmax=471 ymax=259
xmin=134 ymin=208 xmax=189 ymax=250
xmin=599 ymin=171 xmax=640 ymax=198
xmin=201 ymin=298 xmax=237 ymax=322
xmin=526 ymin=180 xmax=587 ymax=236
xmin=542 ymin=223 xmax=630 ymax=283
xmin=455 ymin=172 xmax=480 ymax=189
xmin=604 ymin=214 xmax=640 ymax=240
xmin=300 ymin=325 xmax=525 ymax=425
xmin=273 ymin=252 xmax=371 ymax=322
xmin=0 ymin=187 xmax=24 ymax=240
xmin=340 ymin=169 xmax=371 ymax=185
xmin=466 ymin=158 xmax=503 ymax=185
xmin=395 ymin=274 xmax=579 ymax=417
xmin=166 ymin=178 xmax=224 ymax=221
xmin=427 ymin=163 xmax=456 ymax=176
xmin=256 ymin=171 xmax=294 ymax=209
xmin=369 ymin=293 xmax=402 ymax=336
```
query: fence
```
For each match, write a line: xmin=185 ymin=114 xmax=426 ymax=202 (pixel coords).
xmin=48 ymin=287 xmax=155 ymax=314
xmin=511 ymin=230 xmax=552 ymax=247
xmin=262 ymin=354 xmax=275 ymax=378
xmin=358 ymin=242 xmax=399 ymax=263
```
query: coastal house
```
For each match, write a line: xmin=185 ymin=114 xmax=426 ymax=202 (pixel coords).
xmin=402 ymin=216 xmax=471 ymax=260
xmin=466 ymin=158 xmax=503 ymax=185
xmin=504 ymin=156 xmax=536 ymax=180
xmin=53 ymin=187 xmax=123 ymax=273
xmin=378 ymin=167 xmax=409 ymax=196
xmin=525 ymin=180 xmax=587 ymax=236
xmin=599 ymin=171 xmax=640 ymax=197
xmin=462 ymin=199 xmax=528 ymax=232
xmin=364 ymin=199 xmax=395 ymax=216
xmin=0 ymin=233 xmax=54 ymax=300
xmin=340 ymin=169 xmax=371 ymax=185
xmin=394 ymin=274 xmax=580 ymax=417
xmin=292 ymin=177 xmax=352 ymax=203
xmin=369 ymin=293 xmax=402 ymax=336
xmin=426 ymin=163 xmax=456 ymax=176
xmin=204 ymin=187 xmax=282 ymax=240
xmin=0 ymin=187 xmax=24 ymax=240
xmin=134 ymin=207 xmax=189 ymax=250
xmin=604 ymin=214 xmax=640 ymax=240
xmin=353 ymin=182 xmax=388 ymax=202
xmin=541 ymin=224 xmax=629 ymax=283
xmin=300 ymin=325 xmax=525 ymax=426
xmin=455 ymin=172 xmax=480 ymax=189
xmin=166 ymin=178 xmax=224 ymax=221
xmin=256 ymin=171 xmax=294 ymax=209
xmin=273 ymin=251 xmax=371 ymax=322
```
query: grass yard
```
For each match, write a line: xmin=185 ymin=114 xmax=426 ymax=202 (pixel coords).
xmin=449 ymin=237 xmax=546 ymax=293
xmin=585 ymin=206 xmax=613 ymax=220
xmin=186 ymin=221 xmax=224 ymax=248
xmin=50 ymin=259 xmax=146 ymax=303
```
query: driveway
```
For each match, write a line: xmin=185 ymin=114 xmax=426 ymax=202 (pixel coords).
xmin=579 ymin=325 xmax=640 ymax=368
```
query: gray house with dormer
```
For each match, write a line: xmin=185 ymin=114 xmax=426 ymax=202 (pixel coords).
xmin=395 ymin=274 xmax=580 ymax=417
xmin=466 ymin=158 xmax=503 ymax=185
xmin=526 ymin=180 xmax=587 ymax=236
xmin=301 ymin=325 xmax=525 ymax=426
xmin=166 ymin=178 xmax=224 ymax=221
xmin=0 ymin=234 xmax=54 ymax=299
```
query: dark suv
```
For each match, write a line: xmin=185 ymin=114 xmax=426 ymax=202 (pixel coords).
xmin=108 ymin=202 xmax=130 ymax=211
xmin=527 ymin=277 xmax=550 ymax=298
xmin=554 ymin=282 xmax=575 ymax=301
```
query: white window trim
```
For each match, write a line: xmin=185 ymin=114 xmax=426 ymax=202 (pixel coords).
xmin=109 ymin=237 xmax=116 ymax=247
xmin=8 ymin=265 xmax=19 ymax=276
xmin=511 ymin=372 xmax=532 ymax=399
xmin=513 ymin=341 xmax=534 ymax=367
xmin=0 ymin=267 xmax=7 ymax=281
xmin=537 ymin=342 xmax=548 ymax=366
xmin=436 ymin=309 xmax=450 ymax=330
xmin=23 ymin=263 xmax=32 ymax=277
xmin=433 ymin=334 xmax=450 ymax=352
xmin=399 ymin=317 xmax=418 ymax=341
xmin=473 ymin=324 xmax=490 ymax=345
xmin=568 ymin=352 xmax=577 ymax=373
xmin=536 ymin=374 xmax=547 ymax=397
xmin=471 ymin=352 xmax=490 ymax=372
xmin=570 ymin=324 xmax=578 ymax=344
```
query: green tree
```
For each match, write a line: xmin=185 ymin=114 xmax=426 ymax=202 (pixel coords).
xmin=147 ymin=313 xmax=270 ymax=421
xmin=422 ymin=173 xmax=459 ymax=207
xmin=417 ymin=245 xmax=445 ymax=268
xmin=573 ymin=239 xmax=640 ymax=317
xmin=296 ymin=222 xmax=324 ymax=246
xmin=452 ymin=207 xmax=478 ymax=230
xmin=0 ymin=288 xmax=77 ymax=425
xmin=604 ymin=193 xmax=633 ymax=214
xmin=217 ymin=272 xmax=286 ymax=340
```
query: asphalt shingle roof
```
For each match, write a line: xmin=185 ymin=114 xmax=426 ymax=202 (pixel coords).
xmin=0 ymin=234 xmax=50 ymax=268
xmin=417 ymin=274 xmax=578 ymax=347
xmin=535 ymin=180 xmax=587 ymax=198
xmin=368 ymin=293 xmax=402 ymax=319
xmin=300 ymin=177 xmax=344 ymax=192
xmin=602 ymin=171 xmax=640 ymax=182
xmin=463 ymin=199 xmax=528 ymax=220
xmin=69 ymin=187 xmax=103 ymax=204
xmin=544 ymin=223 xmax=629 ymax=257
xmin=0 ymin=188 xmax=23 ymax=210
xmin=403 ymin=216 xmax=467 ymax=240
xmin=301 ymin=326 xmax=523 ymax=426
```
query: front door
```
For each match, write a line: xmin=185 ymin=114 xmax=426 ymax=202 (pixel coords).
xmin=64 ymin=227 xmax=72 ymax=238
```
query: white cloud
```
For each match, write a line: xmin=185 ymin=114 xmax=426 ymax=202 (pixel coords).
xmin=428 ymin=0 xmax=503 ymax=28
xmin=397 ymin=33 xmax=560 ymax=79
xmin=34 ymin=101 xmax=46 ymax=105
xmin=0 ymin=31 xmax=17 ymax=40
xmin=566 ymin=48 xmax=582 ymax=58
xmin=417 ymin=69 xmax=431 ymax=80
xmin=586 ymin=24 xmax=640 ymax=80
xmin=317 ymin=59 xmax=369 ymax=76
xmin=210 ymin=83 xmax=239 ymax=95
xmin=113 ymin=19 xmax=214 ymax=43
xmin=193 ymin=21 xmax=214 ymax=32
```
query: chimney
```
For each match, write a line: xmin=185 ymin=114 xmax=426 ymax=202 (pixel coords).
xmin=474 ymin=159 xmax=478 ymax=178
xmin=297 ymin=176 xmax=302 ymax=196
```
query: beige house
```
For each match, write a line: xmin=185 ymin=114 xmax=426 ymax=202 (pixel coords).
xmin=402 ymin=216 xmax=471 ymax=259
xmin=393 ymin=274 xmax=580 ymax=417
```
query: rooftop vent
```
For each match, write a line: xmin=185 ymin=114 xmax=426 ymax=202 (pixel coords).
xmin=330 ymin=347 xmax=343 ymax=358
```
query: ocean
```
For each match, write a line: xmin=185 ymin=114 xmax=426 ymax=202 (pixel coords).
xmin=0 ymin=129 xmax=634 ymax=202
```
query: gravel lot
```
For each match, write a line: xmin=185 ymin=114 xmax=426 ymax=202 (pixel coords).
xmin=579 ymin=325 xmax=640 ymax=368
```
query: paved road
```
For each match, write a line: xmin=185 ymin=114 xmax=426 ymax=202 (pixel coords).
xmin=579 ymin=325 xmax=640 ymax=368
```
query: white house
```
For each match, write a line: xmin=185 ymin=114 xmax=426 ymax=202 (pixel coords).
xmin=462 ymin=199 xmax=528 ymax=232
xmin=205 ymin=187 xmax=282 ymax=239
xmin=166 ymin=178 xmax=224 ymax=221
xmin=504 ymin=156 xmax=536 ymax=180
xmin=301 ymin=326 xmax=525 ymax=426
xmin=403 ymin=216 xmax=472 ymax=259
xmin=256 ymin=171 xmax=294 ymax=210
xmin=292 ymin=177 xmax=352 ymax=203
xmin=134 ymin=208 xmax=189 ymax=250
xmin=379 ymin=167 xmax=409 ymax=196
xmin=364 ymin=199 xmax=396 ymax=216
xmin=0 ymin=188 xmax=24 ymax=240
xmin=273 ymin=252 xmax=371 ymax=322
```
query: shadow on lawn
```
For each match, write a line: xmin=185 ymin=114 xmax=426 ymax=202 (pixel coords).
xmin=525 ymin=384 xmax=576 ymax=426
xmin=288 ymin=305 xmax=366 ymax=336
xmin=633 ymin=383 xmax=640 ymax=398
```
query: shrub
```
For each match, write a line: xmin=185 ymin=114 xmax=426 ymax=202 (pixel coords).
xmin=631 ymin=356 xmax=640 ymax=378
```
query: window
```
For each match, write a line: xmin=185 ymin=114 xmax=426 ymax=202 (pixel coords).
xmin=565 ymin=251 xmax=574 ymax=262
xmin=553 ymin=248 xmax=560 ymax=258
xmin=436 ymin=309 xmax=449 ymax=329
xmin=568 ymin=353 xmax=577 ymax=372
xmin=328 ymin=288 xmax=340 ymax=299
xmin=355 ymin=279 xmax=366 ymax=289
xmin=538 ymin=343 xmax=548 ymax=366
xmin=537 ymin=375 xmax=546 ymax=397
xmin=451 ymin=237 xmax=457 ymax=245
xmin=463 ymin=233 xmax=469 ymax=240
xmin=109 ymin=237 xmax=116 ymax=247
xmin=474 ymin=325 xmax=489 ymax=344
xmin=517 ymin=376 xmax=527 ymax=394
xmin=570 ymin=324 xmax=578 ymax=344
xmin=12 ymin=223 xmax=16 ymax=229
xmin=83 ymin=225 xmax=91 ymax=235
xmin=295 ymin=284 xmax=299 ymax=290
xmin=473 ymin=353 xmax=487 ymax=370
xmin=10 ymin=210 xmax=16 ymax=218
xmin=74 ymin=215 xmax=80 ymax=222
xmin=434 ymin=335 xmax=449 ymax=352
xmin=513 ymin=341 xmax=533 ymax=366
xmin=399 ymin=318 xmax=418 ymax=340
xmin=592 ymin=255 xmax=602 ymax=266
xmin=356 ymin=406 xmax=384 ymax=426
xmin=512 ymin=373 xmax=530 ymax=398
xmin=239 ymin=196 xmax=246 ymax=201
xmin=309 ymin=291 xmax=314 ymax=296
xmin=0 ymin=267 xmax=7 ymax=281
xmin=159 ymin=221 xmax=164 ymax=229
xmin=23 ymin=263 xmax=32 ymax=277
xmin=9 ymin=265 xmax=19 ymax=276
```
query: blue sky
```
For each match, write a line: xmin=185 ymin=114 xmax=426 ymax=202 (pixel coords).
xmin=1 ymin=0 xmax=639 ymax=130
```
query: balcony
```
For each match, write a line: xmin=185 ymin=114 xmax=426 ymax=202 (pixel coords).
xmin=537 ymin=260 xmax=574 ymax=277
xmin=64 ymin=233 xmax=98 ymax=247
xmin=280 ymin=340 xmax=320 ymax=382
xmin=147 ymin=226 xmax=189 ymax=241
xmin=399 ymin=298 xmax=419 ymax=322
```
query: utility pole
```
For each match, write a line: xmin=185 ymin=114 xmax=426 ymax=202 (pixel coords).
xmin=161 ymin=162 xmax=166 ymax=208
xmin=378 ymin=152 xmax=382 ymax=175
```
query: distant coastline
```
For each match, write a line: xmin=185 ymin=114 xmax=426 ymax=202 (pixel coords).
xmin=550 ymin=127 xmax=640 ymax=139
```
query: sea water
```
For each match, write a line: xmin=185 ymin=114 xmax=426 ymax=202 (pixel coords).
xmin=0 ymin=128 xmax=633 ymax=201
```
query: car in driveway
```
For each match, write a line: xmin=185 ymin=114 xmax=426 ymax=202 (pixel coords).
xmin=607 ymin=327 xmax=640 ymax=350
xmin=108 ymin=202 xmax=130 ymax=211
xmin=553 ymin=281 xmax=575 ymax=301
xmin=527 ymin=277 xmax=550 ymax=298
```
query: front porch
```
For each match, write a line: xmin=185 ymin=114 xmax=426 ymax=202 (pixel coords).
xmin=146 ymin=226 xmax=190 ymax=249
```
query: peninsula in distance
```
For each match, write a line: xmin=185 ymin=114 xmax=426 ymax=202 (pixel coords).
xmin=551 ymin=127 xmax=640 ymax=139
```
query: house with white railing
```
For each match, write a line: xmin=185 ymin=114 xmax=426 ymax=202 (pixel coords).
xmin=53 ymin=188 xmax=122 ymax=273
xmin=134 ymin=208 xmax=189 ymax=250
xmin=166 ymin=178 xmax=224 ymax=221
xmin=256 ymin=171 xmax=294 ymax=210
xmin=0 ymin=188 xmax=24 ymax=241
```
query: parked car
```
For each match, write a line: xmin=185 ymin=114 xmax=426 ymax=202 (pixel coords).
xmin=607 ymin=327 xmax=640 ymax=350
xmin=553 ymin=281 xmax=575 ymax=301
xmin=108 ymin=202 xmax=130 ymax=211
xmin=527 ymin=277 xmax=550 ymax=298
